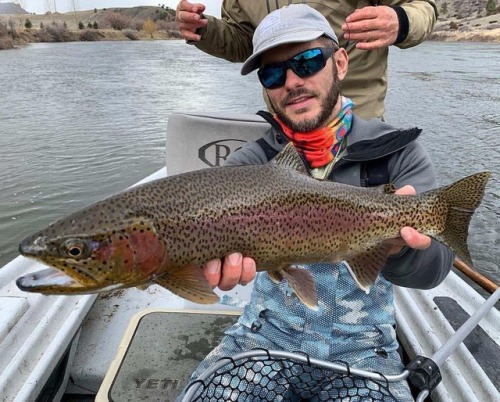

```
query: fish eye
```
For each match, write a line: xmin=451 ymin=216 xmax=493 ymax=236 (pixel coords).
xmin=62 ymin=239 xmax=88 ymax=259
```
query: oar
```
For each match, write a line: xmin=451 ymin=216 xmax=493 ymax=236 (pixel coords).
xmin=453 ymin=258 xmax=498 ymax=294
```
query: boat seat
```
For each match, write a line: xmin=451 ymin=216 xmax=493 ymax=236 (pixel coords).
xmin=164 ymin=111 xmax=270 ymax=175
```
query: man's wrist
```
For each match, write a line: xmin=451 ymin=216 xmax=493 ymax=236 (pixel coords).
xmin=391 ymin=6 xmax=409 ymax=44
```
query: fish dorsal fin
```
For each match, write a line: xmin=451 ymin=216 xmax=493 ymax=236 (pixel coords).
xmin=382 ymin=184 xmax=396 ymax=194
xmin=271 ymin=143 xmax=309 ymax=175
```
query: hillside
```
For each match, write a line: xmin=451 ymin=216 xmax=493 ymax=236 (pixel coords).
xmin=0 ymin=5 xmax=177 ymax=31
xmin=0 ymin=2 xmax=27 ymax=14
xmin=431 ymin=0 xmax=500 ymax=41
xmin=0 ymin=2 xmax=499 ymax=50
xmin=0 ymin=5 xmax=180 ymax=49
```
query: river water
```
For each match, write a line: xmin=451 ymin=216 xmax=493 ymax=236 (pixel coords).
xmin=0 ymin=40 xmax=499 ymax=286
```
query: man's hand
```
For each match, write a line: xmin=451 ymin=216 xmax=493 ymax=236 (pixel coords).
xmin=342 ymin=6 xmax=399 ymax=50
xmin=203 ymin=252 xmax=257 ymax=291
xmin=387 ymin=185 xmax=432 ymax=255
xmin=176 ymin=0 xmax=208 ymax=42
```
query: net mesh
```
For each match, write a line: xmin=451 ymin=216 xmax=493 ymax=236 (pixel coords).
xmin=185 ymin=350 xmax=398 ymax=401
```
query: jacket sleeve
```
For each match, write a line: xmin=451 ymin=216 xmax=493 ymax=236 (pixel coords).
xmin=395 ymin=0 xmax=438 ymax=49
xmin=194 ymin=0 xmax=254 ymax=62
xmin=381 ymin=140 xmax=454 ymax=289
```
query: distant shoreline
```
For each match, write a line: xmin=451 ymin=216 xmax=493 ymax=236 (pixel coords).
xmin=1 ymin=8 xmax=500 ymax=50
xmin=3 ymin=26 xmax=499 ymax=50
xmin=429 ymin=28 xmax=500 ymax=43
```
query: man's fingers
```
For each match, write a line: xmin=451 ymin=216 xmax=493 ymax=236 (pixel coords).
xmin=342 ymin=6 xmax=398 ymax=48
xmin=344 ymin=6 xmax=379 ymax=23
xmin=203 ymin=258 xmax=221 ymax=288
xmin=239 ymin=256 xmax=257 ymax=285
xmin=177 ymin=10 xmax=202 ymax=24
xmin=394 ymin=185 xmax=416 ymax=196
xmin=218 ymin=253 xmax=243 ymax=291
xmin=177 ymin=0 xmax=204 ymax=13
xmin=401 ymin=227 xmax=432 ymax=250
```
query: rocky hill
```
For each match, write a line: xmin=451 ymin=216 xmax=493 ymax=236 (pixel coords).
xmin=0 ymin=2 xmax=28 ymax=14
xmin=431 ymin=0 xmax=500 ymax=41
xmin=435 ymin=0 xmax=497 ymax=19
xmin=1 ymin=2 xmax=499 ymax=49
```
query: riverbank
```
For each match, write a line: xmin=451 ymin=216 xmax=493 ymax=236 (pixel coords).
xmin=0 ymin=6 xmax=180 ymax=49
xmin=1 ymin=8 xmax=500 ymax=50
xmin=430 ymin=13 xmax=500 ymax=42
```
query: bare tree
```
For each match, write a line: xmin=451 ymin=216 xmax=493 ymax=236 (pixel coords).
xmin=69 ymin=0 xmax=79 ymax=13
xmin=44 ymin=0 xmax=54 ymax=13
xmin=143 ymin=18 xmax=157 ymax=38
xmin=106 ymin=12 xmax=132 ymax=31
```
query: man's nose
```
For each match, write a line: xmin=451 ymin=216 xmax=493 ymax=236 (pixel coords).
xmin=284 ymin=68 xmax=305 ymax=89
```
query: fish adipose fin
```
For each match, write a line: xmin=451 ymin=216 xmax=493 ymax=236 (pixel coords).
xmin=433 ymin=171 xmax=491 ymax=266
xmin=271 ymin=143 xmax=310 ymax=175
xmin=344 ymin=243 xmax=394 ymax=293
xmin=153 ymin=265 xmax=220 ymax=304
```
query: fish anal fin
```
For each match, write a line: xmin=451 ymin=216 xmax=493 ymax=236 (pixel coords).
xmin=268 ymin=271 xmax=284 ymax=284
xmin=280 ymin=266 xmax=318 ymax=311
xmin=153 ymin=266 xmax=219 ymax=305
xmin=344 ymin=243 xmax=393 ymax=294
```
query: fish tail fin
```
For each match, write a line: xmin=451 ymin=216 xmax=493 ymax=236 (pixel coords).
xmin=435 ymin=171 xmax=491 ymax=266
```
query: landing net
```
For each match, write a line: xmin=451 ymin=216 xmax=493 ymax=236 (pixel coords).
xmin=183 ymin=349 xmax=402 ymax=401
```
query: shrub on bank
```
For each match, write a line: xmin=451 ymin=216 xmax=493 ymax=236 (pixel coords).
xmin=0 ymin=36 xmax=14 ymax=49
xmin=0 ymin=21 xmax=14 ymax=49
xmin=38 ymin=23 xmax=73 ymax=42
xmin=123 ymin=30 xmax=138 ymax=40
xmin=106 ymin=11 xmax=132 ymax=30
xmin=79 ymin=29 xmax=102 ymax=41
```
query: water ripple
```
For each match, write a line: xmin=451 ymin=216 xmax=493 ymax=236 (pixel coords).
xmin=0 ymin=41 xmax=499 ymax=286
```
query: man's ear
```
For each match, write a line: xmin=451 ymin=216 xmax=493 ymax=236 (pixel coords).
xmin=335 ymin=48 xmax=349 ymax=80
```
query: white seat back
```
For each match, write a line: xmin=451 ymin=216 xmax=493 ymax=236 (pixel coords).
xmin=165 ymin=112 xmax=270 ymax=175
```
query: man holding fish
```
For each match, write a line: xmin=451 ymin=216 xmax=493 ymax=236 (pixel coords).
xmin=185 ymin=4 xmax=453 ymax=400
xmin=16 ymin=4 xmax=490 ymax=401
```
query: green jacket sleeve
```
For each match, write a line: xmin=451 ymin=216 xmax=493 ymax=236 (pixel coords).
xmin=397 ymin=0 xmax=438 ymax=48
xmin=194 ymin=0 xmax=255 ymax=62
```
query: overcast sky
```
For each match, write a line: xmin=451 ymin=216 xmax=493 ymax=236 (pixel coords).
xmin=5 ymin=0 xmax=222 ymax=17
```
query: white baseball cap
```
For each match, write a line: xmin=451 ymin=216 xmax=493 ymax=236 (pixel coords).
xmin=241 ymin=4 xmax=339 ymax=75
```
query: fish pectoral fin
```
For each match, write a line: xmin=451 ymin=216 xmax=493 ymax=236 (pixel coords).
xmin=280 ymin=266 xmax=318 ymax=311
xmin=136 ymin=283 xmax=152 ymax=291
xmin=153 ymin=266 xmax=219 ymax=305
xmin=344 ymin=243 xmax=393 ymax=294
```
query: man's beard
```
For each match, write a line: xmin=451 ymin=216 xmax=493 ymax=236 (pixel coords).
xmin=271 ymin=66 xmax=341 ymax=133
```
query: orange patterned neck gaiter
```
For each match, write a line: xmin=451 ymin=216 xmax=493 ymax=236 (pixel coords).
xmin=274 ymin=97 xmax=353 ymax=168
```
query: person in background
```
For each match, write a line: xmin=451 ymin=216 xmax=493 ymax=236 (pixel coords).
xmin=178 ymin=5 xmax=452 ymax=401
xmin=175 ymin=0 xmax=437 ymax=120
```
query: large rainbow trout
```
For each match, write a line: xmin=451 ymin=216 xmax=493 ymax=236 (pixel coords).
xmin=17 ymin=145 xmax=490 ymax=309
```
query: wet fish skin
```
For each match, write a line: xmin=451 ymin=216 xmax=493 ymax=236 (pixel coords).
xmin=16 ymin=145 xmax=491 ymax=309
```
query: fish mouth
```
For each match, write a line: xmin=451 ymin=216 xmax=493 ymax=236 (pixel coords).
xmin=16 ymin=267 xmax=123 ymax=294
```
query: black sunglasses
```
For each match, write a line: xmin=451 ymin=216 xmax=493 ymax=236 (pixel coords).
xmin=258 ymin=47 xmax=337 ymax=89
